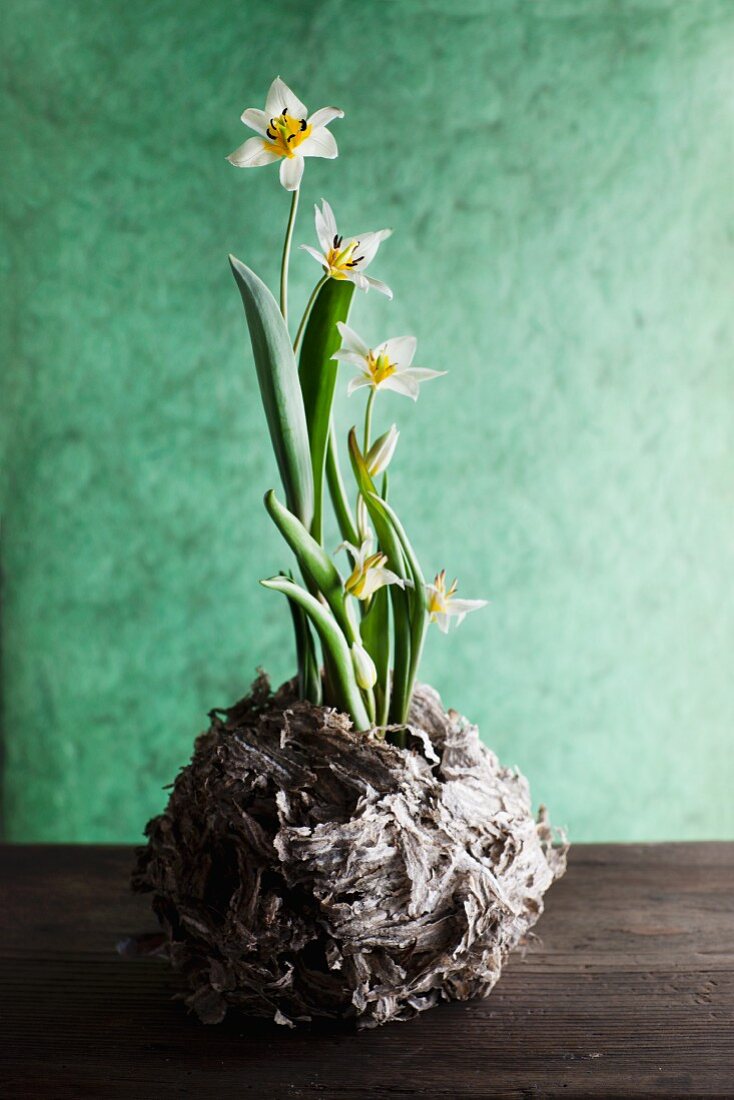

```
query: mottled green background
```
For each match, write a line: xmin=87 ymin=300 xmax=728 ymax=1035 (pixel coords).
xmin=2 ymin=0 xmax=732 ymax=841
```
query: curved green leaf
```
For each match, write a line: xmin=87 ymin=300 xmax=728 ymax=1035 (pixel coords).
xmin=261 ymin=575 xmax=371 ymax=731
xmin=298 ymin=279 xmax=355 ymax=541
xmin=283 ymin=570 xmax=322 ymax=705
xmin=264 ymin=489 xmax=358 ymax=643
xmin=367 ymin=491 xmax=428 ymax=717
xmin=229 ymin=254 xmax=313 ymax=528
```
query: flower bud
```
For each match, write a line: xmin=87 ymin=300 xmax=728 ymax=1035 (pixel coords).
xmin=356 ymin=496 xmax=373 ymax=544
xmin=351 ymin=642 xmax=377 ymax=690
xmin=365 ymin=425 xmax=399 ymax=477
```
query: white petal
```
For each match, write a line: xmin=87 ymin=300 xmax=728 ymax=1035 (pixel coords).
xmin=345 ymin=271 xmax=370 ymax=292
xmin=265 ymin=77 xmax=307 ymax=120
xmin=379 ymin=335 xmax=417 ymax=369
xmin=356 ymin=536 xmax=374 ymax=565
xmin=347 ymin=375 xmax=373 ymax=396
xmin=336 ymin=322 xmax=370 ymax=357
xmin=379 ymin=567 xmax=404 ymax=588
xmin=299 ymin=127 xmax=338 ymax=159
xmin=360 ymin=567 xmax=403 ymax=599
xmin=363 ymin=275 xmax=393 ymax=299
xmin=336 ymin=539 xmax=361 ymax=560
xmin=352 ymin=228 xmax=392 ymax=270
xmin=332 ymin=348 xmax=369 ymax=368
xmin=314 ymin=200 xmax=338 ymax=252
xmin=308 ymin=106 xmax=344 ymax=130
xmin=403 ymin=367 xmax=447 ymax=383
xmin=380 ymin=373 xmax=420 ymax=400
xmin=300 ymin=243 xmax=328 ymax=269
xmin=434 ymin=612 xmax=451 ymax=634
xmin=241 ymin=108 xmax=269 ymax=135
xmin=227 ymin=137 xmax=279 ymax=168
xmin=447 ymin=598 xmax=488 ymax=616
xmin=279 ymin=155 xmax=304 ymax=191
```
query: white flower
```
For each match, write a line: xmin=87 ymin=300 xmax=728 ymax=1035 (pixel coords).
xmin=227 ymin=77 xmax=343 ymax=191
xmin=333 ymin=323 xmax=446 ymax=400
xmin=301 ymin=200 xmax=393 ymax=298
xmin=339 ymin=537 xmax=404 ymax=600
xmin=426 ymin=570 xmax=487 ymax=634
xmin=351 ymin=642 xmax=377 ymax=690
xmin=365 ymin=424 xmax=399 ymax=477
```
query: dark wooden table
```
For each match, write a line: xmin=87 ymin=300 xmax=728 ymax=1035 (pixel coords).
xmin=1 ymin=844 xmax=732 ymax=1098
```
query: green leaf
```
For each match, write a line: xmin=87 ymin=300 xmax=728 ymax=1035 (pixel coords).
xmin=261 ymin=575 xmax=371 ymax=731
xmin=264 ymin=489 xmax=358 ymax=643
xmin=326 ymin=426 xmax=359 ymax=550
xmin=367 ymin=491 xmax=428 ymax=717
xmin=229 ymin=255 xmax=313 ymax=528
xmin=283 ymin=571 xmax=322 ymax=705
xmin=298 ymin=279 xmax=355 ymax=542
xmin=367 ymin=492 xmax=426 ymax=592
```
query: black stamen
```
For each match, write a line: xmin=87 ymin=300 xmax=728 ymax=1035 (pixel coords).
xmin=299 ymin=119 xmax=307 ymax=131
xmin=354 ymin=255 xmax=364 ymax=263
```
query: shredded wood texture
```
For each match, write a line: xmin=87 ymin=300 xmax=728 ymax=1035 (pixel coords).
xmin=133 ymin=676 xmax=567 ymax=1029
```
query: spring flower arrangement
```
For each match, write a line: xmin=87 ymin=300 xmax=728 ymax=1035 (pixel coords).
xmin=227 ymin=76 xmax=486 ymax=736
xmin=134 ymin=78 xmax=566 ymax=1030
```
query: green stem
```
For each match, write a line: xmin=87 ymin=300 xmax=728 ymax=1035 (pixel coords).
xmin=279 ymin=188 xmax=300 ymax=329
xmin=293 ymin=274 xmax=328 ymax=355
xmin=363 ymin=387 xmax=377 ymax=453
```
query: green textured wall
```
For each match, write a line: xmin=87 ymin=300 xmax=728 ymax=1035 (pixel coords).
xmin=2 ymin=0 xmax=733 ymax=842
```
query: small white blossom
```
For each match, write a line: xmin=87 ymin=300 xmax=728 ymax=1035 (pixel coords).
xmin=426 ymin=570 xmax=487 ymax=634
xmin=227 ymin=77 xmax=343 ymax=191
xmin=301 ymin=200 xmax=392 ymax=298
xmin=334 ymin=323 xmax=446 ymax=400
xmin=339 ymin=536 xmax=404 ymax=600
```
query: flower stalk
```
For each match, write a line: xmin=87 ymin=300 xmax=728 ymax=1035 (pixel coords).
xmin=280 ymin=187 xmax=299 ymax=327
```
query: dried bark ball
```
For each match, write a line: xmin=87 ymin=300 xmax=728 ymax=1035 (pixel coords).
xmin=134 ymin=677 xmax=567 ymax=1029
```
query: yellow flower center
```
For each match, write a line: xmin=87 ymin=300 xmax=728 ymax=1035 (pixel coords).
xmin=427 ymin=570 xmax=457 ymax=615
xmin=324 ymin=235 xmax=364 ymax=279
xmin=263 ymin=110 xmax=312 ymax=158
xmin=366 ymin=350 xmax=396 ymax=386
xmin=345 ymin=552 xmax=387 ymax=599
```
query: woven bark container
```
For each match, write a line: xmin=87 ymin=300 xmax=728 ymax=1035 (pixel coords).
xmin=133 ymin=675 xmax=567 ymax=1029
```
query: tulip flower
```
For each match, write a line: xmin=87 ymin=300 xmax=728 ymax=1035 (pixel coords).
xmin=340 ymin=537 xmax=404 ymax=600
xmin=301 ymin=200 xmax=393 ymax=298
xmin=426 ymin=571 xmax=488 ymax=633
xmin=333 ymin=324 xmax=446 ymax=400
xmin=227 ymin=77 xmax=343 ymax=191
xmin=365 ymin=425 xmax=399 ymax=477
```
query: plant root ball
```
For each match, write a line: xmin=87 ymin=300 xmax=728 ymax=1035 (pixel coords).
xmin=133 ymin=676 xmax=567 ymax=1029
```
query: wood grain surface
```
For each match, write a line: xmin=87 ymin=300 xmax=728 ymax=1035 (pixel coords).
xmin=0 ymin=843 xmax=732 ymax=1098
